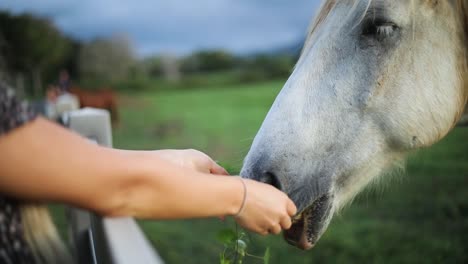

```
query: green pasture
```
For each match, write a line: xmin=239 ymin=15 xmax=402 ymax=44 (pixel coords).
xmin=54 ymin=80 xmax=468 ymax=263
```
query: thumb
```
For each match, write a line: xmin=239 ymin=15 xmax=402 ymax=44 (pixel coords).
xmin=287 ymin=199 xmax=297 ymax=216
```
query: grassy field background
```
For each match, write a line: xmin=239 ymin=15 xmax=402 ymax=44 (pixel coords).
xmin=53 ymin=80 xmax=468 ymax=263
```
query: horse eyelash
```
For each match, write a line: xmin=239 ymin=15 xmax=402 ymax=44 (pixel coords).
xmin=362 ymin=20 xmax=398 ymax=39
xmin=376 ymin=24 xmax=395 ymax=37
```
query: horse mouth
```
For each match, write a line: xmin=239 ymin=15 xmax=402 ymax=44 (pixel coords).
xmin=283 ymin=194 xmax=333 ymax=250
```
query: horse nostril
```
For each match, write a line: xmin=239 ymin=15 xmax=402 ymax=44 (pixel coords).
xmin=263 ymin=171 xmax=283 ymax=191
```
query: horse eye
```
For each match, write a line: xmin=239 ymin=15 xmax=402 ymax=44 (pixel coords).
xmin=362 ymin=21 xmax=398 ymax=39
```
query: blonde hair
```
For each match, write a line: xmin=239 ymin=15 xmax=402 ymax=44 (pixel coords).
xmin=21 ymin=204 xmax=73 ymax=264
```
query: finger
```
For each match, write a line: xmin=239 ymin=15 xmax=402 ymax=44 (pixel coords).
xmin=210 ymin=162 xmax=230 ymax=175
xmin=286 ymin=199 xmax=297 ymax=216
xmin=259 ymin=229 xmax=269 ymax=236
xmin=269 ymin=224 xmax=282 ymax=235
xmin=280 ymin=216 xmax=292 ymax=230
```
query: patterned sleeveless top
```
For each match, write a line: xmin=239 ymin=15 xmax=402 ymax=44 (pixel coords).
xmin=0 ymin=82 xmax=37 ymax=263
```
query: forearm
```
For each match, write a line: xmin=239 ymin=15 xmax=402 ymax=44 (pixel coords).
xmin=0 ymin=118 xmax=135 ymax=213
xmin=120 ymin=153 xmax=243 ymax=219
xmin=0 ymin=117 xmax=243 ymax=219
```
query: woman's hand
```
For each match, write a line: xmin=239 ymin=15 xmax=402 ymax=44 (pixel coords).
xmin=152 ymin=149 xmax=297 ymax=234
xmin=233 ymin=179 xmax=297 ymax=235
xmin=152 ymin=149 xmax=229 ymax=175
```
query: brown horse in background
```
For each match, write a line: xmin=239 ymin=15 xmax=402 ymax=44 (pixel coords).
xmin=69 ymin=87 xmax=119 ymax=124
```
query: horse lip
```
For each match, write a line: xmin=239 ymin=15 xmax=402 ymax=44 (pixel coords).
xmin=283 ymin=194 xmax=332 ymax=250
xmin=283 ymin=208 xmax=315 ymax=250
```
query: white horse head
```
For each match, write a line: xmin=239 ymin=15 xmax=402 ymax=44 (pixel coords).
xmin=241 ymin=0 xmax=468 ymax=250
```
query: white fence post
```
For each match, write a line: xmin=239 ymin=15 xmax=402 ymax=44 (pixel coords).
xmin=65 ymin=108 xmax=164 ymax=264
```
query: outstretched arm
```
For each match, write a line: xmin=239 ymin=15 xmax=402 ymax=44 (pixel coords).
xmin=0 ymin=117 xmax=296 ymax=234
xmin=0 ymin=117 xmax=241 ymax=218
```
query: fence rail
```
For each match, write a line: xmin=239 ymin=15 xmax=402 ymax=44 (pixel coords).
xmin=64 ymin=107 xmax=164 ymax=264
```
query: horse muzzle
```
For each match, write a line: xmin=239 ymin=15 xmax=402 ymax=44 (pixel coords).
xmin=240 ymin=155 xmax=335 ymax=250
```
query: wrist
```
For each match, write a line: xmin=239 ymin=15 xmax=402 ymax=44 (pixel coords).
xmin=233 ymin=178 xmax=247 ymax=217
xmin=222 ymin=177 xmax=245 ymax=216
xmin=196 ymin=175 xmax=245 ymax=217
xmin=107 ymin=150 xmax=245 ymax=219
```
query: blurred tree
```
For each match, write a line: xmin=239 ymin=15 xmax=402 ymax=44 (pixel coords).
xmin=0 ymin=32 xmax=7 ymax=79
xmin=237 ymin=54 xmax=295 ymax=82
xmin=160 ymin=53 xmax=181 ymax=82
xmin=79 ymin=34 xmax=136 ymax=85
xmin=0 ymin=11 xmax=75 ymax=96
xmin=180 ymin=50 xmax=236 ymax=73
xmin=141 ymin=56 xmax=164 ymax=78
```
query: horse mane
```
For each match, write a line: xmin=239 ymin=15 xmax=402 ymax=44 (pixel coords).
xmin=308 ymin=0 xmax=337 ymax=36
xmin=300 ymin=0 xmax=369 ymax=59
xmin=459 ymin=0 xmax=468 ymax=102
xmin=460 ymin=0 xmax=468 ymax=55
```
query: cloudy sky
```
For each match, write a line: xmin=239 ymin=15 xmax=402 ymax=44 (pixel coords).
xmin=0 ymin=0 xmax=320 ymax=57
